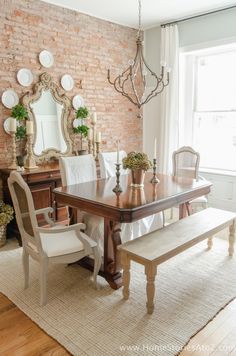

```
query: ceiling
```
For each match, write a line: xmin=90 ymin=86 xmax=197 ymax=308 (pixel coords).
xmin=41 ymin=0 xmax=236 ymax=29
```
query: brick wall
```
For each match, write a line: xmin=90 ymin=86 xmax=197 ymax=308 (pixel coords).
xmin=0 ymin=0 xmax=142 ymax=168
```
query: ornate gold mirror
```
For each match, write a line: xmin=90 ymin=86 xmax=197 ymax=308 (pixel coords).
xmin=22 ymin=73 xmax=72 ymax=160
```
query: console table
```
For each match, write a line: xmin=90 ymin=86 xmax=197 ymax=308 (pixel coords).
xmin=0 ymin=163 xmax=68 ymax=245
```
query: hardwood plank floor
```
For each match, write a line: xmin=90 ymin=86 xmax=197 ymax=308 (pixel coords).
xmin=0 ymin=291 xmax=236 ymax=355
xmin=0 ymin=293 xmax=70 ymax=356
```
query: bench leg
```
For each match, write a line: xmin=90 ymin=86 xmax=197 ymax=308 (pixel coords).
xmin=229 ymin=221 xmax=235 ymax=257
xmin=145 ymin=264 xmax=157 ymax=315
xmin=207 ymin=236 xmax=213 ymax=250
xmin=121 ymin=253 xmax=131 ymax=300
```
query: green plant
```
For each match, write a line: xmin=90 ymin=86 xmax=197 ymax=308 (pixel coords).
xmin=16 ymin=125 xmax=26 ymax=140
xmin=73 ymin=125 xmax=89 ymax=138
xmin=123 ymin=152 xmax=152 ymax=171
xmin=0 ymin=201 xmax=14 ymax=226
xmin=11 ymin=104 xmax=28 ymax=121
xmin=76 ymin=106 xmax=89 ymax=119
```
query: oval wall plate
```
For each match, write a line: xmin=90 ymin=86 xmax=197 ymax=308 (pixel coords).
xmin=72 ymin=95 xmax=84 ymax=110
xmin=1 ymin=89 xmax=19 ymax=109
xmin=17 ymin=68 xmax=33 ymax=87
xmin=61 ymin=74 xmax=74 ymax=91
xmin=39 ymin=50 xmax=54 ymax=68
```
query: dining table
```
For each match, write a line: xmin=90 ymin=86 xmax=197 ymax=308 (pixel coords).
xmin=53 ymin=172 xmax=212 ymax=289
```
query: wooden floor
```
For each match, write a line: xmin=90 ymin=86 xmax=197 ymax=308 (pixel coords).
xmin=0 ymin=292 xmax=236 ymax=356
xmin=0 ymin=293 xmax=70 ymax=355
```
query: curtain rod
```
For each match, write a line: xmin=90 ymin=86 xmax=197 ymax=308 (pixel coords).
xmin=161 ymin=5 xmax=236 ymax=27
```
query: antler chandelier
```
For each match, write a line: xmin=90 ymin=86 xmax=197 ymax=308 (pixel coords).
xmin=107 ymin=0 xmax=170 ymax=109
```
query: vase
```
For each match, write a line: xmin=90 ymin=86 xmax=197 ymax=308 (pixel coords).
xmin=0 ymin=225 xmax=7 ymax=248
xmin=131 ymin=169 xmax=145 ymax=188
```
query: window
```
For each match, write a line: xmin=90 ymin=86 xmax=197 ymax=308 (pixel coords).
xmin=180 ymin=44 xmax=236 ymax=172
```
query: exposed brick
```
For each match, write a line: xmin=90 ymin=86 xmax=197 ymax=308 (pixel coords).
xmin=0 ymin=0 xmax=142 ymax=169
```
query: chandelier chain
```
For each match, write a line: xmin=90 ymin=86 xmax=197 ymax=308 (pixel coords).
xmin=138 ymin=0 xmax=142 ymax=33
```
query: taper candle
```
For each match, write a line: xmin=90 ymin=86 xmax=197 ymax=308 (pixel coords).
xmin=117 ymin=140 xmax=120 ymax=163
xmin=154 ymin=137 xmax=157 ymax=158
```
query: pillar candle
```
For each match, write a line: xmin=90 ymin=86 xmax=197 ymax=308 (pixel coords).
xmin=26 ymin=121 xmax=34 ymax=135
xmin=154 ymin=138 xmax=157 ymax=158
xmin=9 ymin=118 xmax=16 ymax=133
xmin=91 ymin=112 xmax=97 ymax=125
xmin=96 ymin=132 xmax=101 ymax=143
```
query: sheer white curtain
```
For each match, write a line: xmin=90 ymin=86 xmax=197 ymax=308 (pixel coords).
xmin=158 ymin=24 xmax=179 ymax=174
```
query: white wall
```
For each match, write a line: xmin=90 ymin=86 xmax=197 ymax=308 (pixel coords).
xmin=143 ymin=7 xmax=236 ymax=158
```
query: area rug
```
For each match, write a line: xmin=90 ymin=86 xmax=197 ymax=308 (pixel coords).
xmin=0 ymin=237 xmax=235 ymax=356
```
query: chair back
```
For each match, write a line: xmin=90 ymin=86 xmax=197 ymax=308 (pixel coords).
xmin=8 ymin=171 xmax=37 ymax=240
xmin=98 ymin=151 xmax=128 ymax=179
xmin=172 ymin=146 xmax=200 ymax=180
xmin=59 ymin=154 xmax=97 ymax=186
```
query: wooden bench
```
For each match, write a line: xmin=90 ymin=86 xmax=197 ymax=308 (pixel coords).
xmin=118 ymin=208 xmax=236 ymax=314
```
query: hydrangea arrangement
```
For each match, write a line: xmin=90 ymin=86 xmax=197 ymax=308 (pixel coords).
xmin=0 ymin=201 xmax=14 ymax=226
xmin=122 ymin=152 xmax=152 ymax=171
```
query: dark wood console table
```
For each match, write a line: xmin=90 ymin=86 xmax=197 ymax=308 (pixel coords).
xmin=0 ymin=163 xmax=68 ymax=245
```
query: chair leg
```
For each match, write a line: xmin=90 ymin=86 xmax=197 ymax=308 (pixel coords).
xmin=39 ymin=259 xmax=48 ymax=306
xmin=22 ymin=249 xmax=29 ymax=289
xmin=92 ymin=246 xmax=102 ymax=287
xmin=207 ymin=236 xmax=213 ymax=250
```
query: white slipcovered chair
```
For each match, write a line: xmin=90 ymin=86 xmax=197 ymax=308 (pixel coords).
xmin=59 ymin=155 xmax=104 ymax=253
xmin=98 ymin=151 xmax=163 ymax=242
xmin=8 ymin=171 xmax=101 ymax=306
xmin=172 ymin=146 xmax=208 ymax=215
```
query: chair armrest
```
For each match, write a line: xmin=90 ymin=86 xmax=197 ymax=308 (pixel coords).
xmin=35 ymin=207 xmax=55 ymax=226
xmin=35 ymin=222 xmax=86 ymax=234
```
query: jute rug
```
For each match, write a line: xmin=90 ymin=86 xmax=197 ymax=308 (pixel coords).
xmin=0 ymin=237 xmax=235 ymax=356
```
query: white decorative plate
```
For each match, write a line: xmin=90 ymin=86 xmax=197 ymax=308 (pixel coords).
xmin=61 ymin=74 xmax=74 ymax=91
xmin=39 ymin=50 xmax=54 ymax=68
xmin=17 ymin=68 xmax=33 ymax=87
xmin=73 ymin=118 xmax=81 ymax=128
xmin=1 ymin=89 xmax=19 ymax=109
xmin=72 ymin=95 xmax=84 ymax=110
xmin=3 ymin=117 xmax=19 ymax=135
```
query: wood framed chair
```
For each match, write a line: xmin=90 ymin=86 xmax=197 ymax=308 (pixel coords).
xmin=98 ymin=151 xmax=163 ymax=242
xmin=59 ymin=155 xmax=104 ymax=254
xmin=172 ymin=146 xmax=208 ymax=216
xmin=8 ymin=171 xmax=101 ymax=306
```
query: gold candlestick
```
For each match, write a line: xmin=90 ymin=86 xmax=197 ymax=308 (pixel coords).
xmin=150 ymin=158 xmax=160 ymax=184
xmin=91 ymin=121 xmax=96 ymax=158
xmin=8 ymin=132 xmax=18 ymax=170
xmin=95 ymin=141 xmax=100 ymax=161
xmin=24 ymin=134 xmax=38 ymax=170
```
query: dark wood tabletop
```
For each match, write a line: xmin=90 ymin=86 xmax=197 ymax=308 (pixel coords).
xmin=54 ymin=172 xmax=212 ymax=222
xmin=53 ymin=172 xmax=212 ymax=289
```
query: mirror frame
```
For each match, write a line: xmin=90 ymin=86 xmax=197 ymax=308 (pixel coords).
xmin=22 ymin=72 xmax=72 ymax=160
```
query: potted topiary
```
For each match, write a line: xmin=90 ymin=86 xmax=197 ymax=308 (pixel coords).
xmin=12 ymin=104 xmax=28 ymax=166
xmin=0 ymin=201 xmax=14 ymax=247
xmin=73 ymin=106 xmax=89 ymax=155
xmin=123 ymin=151 xmax=152 ymax=187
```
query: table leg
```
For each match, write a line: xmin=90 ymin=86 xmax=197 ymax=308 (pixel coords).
xmin=104 ymin=218 xmax=122 ymax=289
xmin=179 ymin=203 xmax=191 ymax=219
